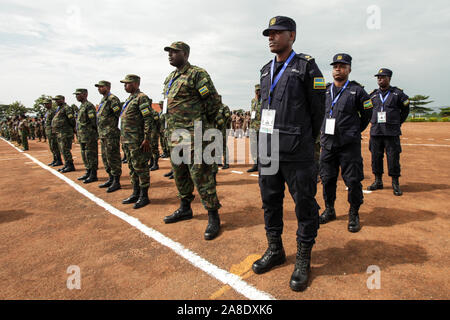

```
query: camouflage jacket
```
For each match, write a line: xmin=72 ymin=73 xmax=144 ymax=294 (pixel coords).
xmin=250 ymin=97 xmax=262 ymax=131
xmin=44 ymin=108 xmax=57 ymax=130
xmin=163 ymin=62 xmax=221 ymax=135
xmin=76 ymin=100 xmax=98 ymax=143
xmin=18 ymin=120 xmax=29 ymax=135
xmin=120 ymin=90 xmax=155 ymax=144
xmin=97 ymin=93 xmax=121 ymax=139
xmin=216 ymin=103 xmax=231 ymax=131
xmin=51 ymin=103 xmax=76 ymax=137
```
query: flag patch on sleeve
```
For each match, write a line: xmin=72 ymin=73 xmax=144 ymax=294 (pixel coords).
xmin=199 ymin=86 xmax=209 ymax=96
xmin=363 ymin=99 xmax=374 ymax=109
xmin=313 ymin=77 xmax=326 ymax=89
xmin=141 ymin=108 xmax=150 ymax=116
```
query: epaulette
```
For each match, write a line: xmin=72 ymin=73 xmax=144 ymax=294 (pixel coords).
xmin=350 ymin=80 xmax=364 ymax=88
xmin=370 ymin=89 xmax=378 ymax=95
xmin=261 ymin=60 xmax=272 ymax=73
xmin=326 ymin=82 xmax=332 ymax=87
xmin=298 ymin=53 xmax=314 ymax=62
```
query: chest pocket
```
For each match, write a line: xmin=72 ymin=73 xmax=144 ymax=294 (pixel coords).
xmin=337 ymin=91 xmax=356 ymax=114
xmin=169 ymin=75 xmax=191 ymax=98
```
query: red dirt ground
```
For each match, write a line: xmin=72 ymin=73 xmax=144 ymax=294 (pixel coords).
xmin=0 ymin=122 xmax=449 ymax=300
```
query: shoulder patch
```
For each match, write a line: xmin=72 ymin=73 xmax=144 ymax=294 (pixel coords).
xmin=112 ymin=105 xmax=120 ymax=112
xmin=313 ymin=77 xmax=326 ymax=90
xmin=363 ymin=99 xmax=374 ymax=109
xmin=199 ymin=85 xmax=209 ymax=96
xmin=141 ymin=108 xmax=150 ymax=116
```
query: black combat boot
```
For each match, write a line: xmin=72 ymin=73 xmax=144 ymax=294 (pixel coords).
xmin=290 ymin=242 xmax=313 ymax=292
xmin=150 ymin=157 xmax=159 ymax=171
xmin=367 ymin=174 xmax=383 ymax=191
xmin=48 ymin=156 xmax=56 ymax=166
xmin=121 ymin=155 xmax=127 ymax=164
xmin=392 ymin=177 xmax=403 ymax=196
xmin=247 ymin=164 xmax=258 ymax=173
xmin=319 ymin=203 xmax=336 ymax=224
xmin=252 ymin=235 xmax=286 ymax=274
xmin=83 ymin=170 xmax=98 ymax=183
xmin=99 ymin=174 xmax=113 ymax=188
xmin=134 ymin=187 xmax=150 ymax=209
xmin=163 ymin=199 xmax=193 ymax=223
xmin=107 ymin=176 xmax=121 ymax=193
xmin=204 ymin=210 xmax=220 ymax=240
xmin=61 ymin=162 xmax=75 ymax=173
xmin=348 ymin=206 xmax=361 ymax=233
xmin=164 ymin=170 xmax=173 ymax=177
xmin=57 ymin=164 xmax=67 ymax=172
xmin=77 ymin=169 xmax=90 ymax=181
xmin=122 ymin=184 xmax=140 ymax=204
xmin=53 ymin=156 xmax=63 ymax=167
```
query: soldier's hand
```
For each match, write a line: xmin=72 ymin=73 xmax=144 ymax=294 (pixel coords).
xmin=141 ymin=139 xmax=150 ymax=153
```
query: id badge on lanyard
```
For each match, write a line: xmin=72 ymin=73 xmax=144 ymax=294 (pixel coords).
xmin=378 ymin=91 xmax=390 ymax=124
xmin=325 ymin=118 xmax=336 ymax=135
xmin=162 ymin=98 xmax=168 ymax=114
xmin=251 ymin=111 xmax=256 ymax=119
xmin=377 ymin=112 xmax=386 ymax=123
xmin=260 ymin=109 xmax=276 ymax=134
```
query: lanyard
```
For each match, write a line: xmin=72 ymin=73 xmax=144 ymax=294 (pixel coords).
xmin=166 ymin=74 xmax=181 ymax=96
xmin=97 ymin=93 xmax=111 ymax=114
xmin=269 ymin=50 xmax=296 ymax=107
xmin=379 ymin=91 xmax=390 ymax=112
xmin=56 ymin=106 xmax=60 ymax=113
xmin=329 ymin=80 xmax=349 ymax=117
xmin=120 ymin=99 xmax=132 ymax=117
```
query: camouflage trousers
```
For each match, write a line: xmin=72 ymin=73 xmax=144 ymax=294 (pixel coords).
xmin=160 ymin=129 xmax=169 ymax=155
xmin=151 ymin=130 xmax=160 ymax=160
xmin=100 ymin=137 xmax=122 ymax=176
xmin=221 ymin=128 xmax=229 ymax=164
xmin=57 ymin=134 xmax=73 ymax=164
xmin=20 ymin=132 xmax=29 ymax=150
xmin=122 ymin=143 xmax=150 ymax=188
xmin=170 ymin=148 xmax=221 ymax=211
xmin=46 ymin=130 xmax=61 ymax=160
xmin=80 ymin=139 xmax=98 ymax=170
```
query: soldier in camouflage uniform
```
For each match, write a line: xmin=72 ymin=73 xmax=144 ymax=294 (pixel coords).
xmin=247 ymin=84 xmax=261 ymax=172
xmin=119 ymin=74 xmax=156 ymax=209
xmin=18 ymin=114 xmax=30 ymax=151
xmin=43 ymin=99 xmax=62 ymax=166
xmin=161 ymin=41 xmax=222 ymax=240
xmin=29 ymin=118 xmax=36 ymax=140
xmin=158 ymin=101 xmax=170 ymax=158
xmin=149 ymin=105 xmax=161 ymax=171
xmin=216 ymin=96 xmax=231 ymax=169
xmin=95 ymin=80 xmax=122 ymax=192
xmin=74 ymin=89 xmax=99 ymax=183
xmin=52 ymin=95 xmax=76 ymax=173
xmin=36 ymin=117 xmax=43 ymax=141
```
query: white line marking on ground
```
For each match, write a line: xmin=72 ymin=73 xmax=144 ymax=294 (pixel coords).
xmin=0 ymin=137 xmax=275 ymax=301
xmin=0 ymin=157 xmax=24 ymax=161
xmin=231 ymin=171 xmax=244 ymax=175
xmin=402 ymin=143 xmax=450 ymax=148
xmin=250 ymin=174 xmax=259 ymax=177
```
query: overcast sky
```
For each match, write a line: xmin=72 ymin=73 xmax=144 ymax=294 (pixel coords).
xmin=1 ymin=0 xmax=449 ymax=111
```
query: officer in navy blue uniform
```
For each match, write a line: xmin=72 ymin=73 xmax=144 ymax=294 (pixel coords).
xmin=318 ymin=53 xmax=373 ymax=233
xmin=367 ymin=68 xmax=410 ymax=196
xmin=251 ymin=16 xmax=325 ymax=292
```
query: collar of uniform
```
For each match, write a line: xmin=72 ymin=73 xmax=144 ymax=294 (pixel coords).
xmin=129 ymin=89 xmax=141 ymax=100
xmin=175 ymin=62 xmax=192 ymax=76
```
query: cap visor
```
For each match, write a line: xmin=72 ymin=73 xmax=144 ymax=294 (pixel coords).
xmin=262 ymin=25 xmax=290 ymax=36
xmin=164 ymin=46 xmax=181 ymax=52
xmin=330 ymin=61 xmax=351 ymax=65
